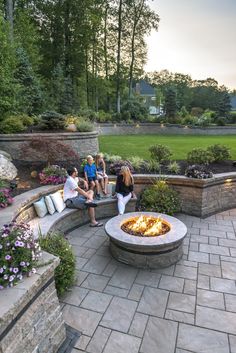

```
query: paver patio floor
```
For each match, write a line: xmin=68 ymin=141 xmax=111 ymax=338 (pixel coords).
xmin=61 ymin=209 xmax=236 ymax=353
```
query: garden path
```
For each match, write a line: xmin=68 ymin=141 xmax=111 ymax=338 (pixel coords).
xmin=60 ymin=210 xmax=236 ymax=353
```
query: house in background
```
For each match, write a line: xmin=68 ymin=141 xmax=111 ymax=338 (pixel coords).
xmin=230 ymin=95 xmax=236 ymax=111
xmin=134 ymin=80 xmax=163 ymax=115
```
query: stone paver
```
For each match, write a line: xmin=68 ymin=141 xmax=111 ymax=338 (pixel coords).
xmin=61 ymin=211 xmax=236 ymax=353
xmin=137 ymin=287 xmax=169 ymax=317
xmin=100 ymin=296 xmax=137 ymax=332
xmin=103 ymin=331 xmax=141 ymax=353
xmin=197 ymin=289 xmax=225 ymax=309
xmin=177 ymin=323 xmax=230 ymax=353
xmin=80 ymin=290 xmax=112 ymax=313
xmin=158 ymin=274 xmax=184 ymax=292
xmin=196 ymin=305 xmax=236 ymax=334
xmin=140 ymin=317 xmax=178 ymax=353
xmin=87 ymin=326 xmax=111 ymax=353
xmin=168 ymin=292 xmax=195 ymax=314
xmin=81 ymin=273 xmax=110 ymax=291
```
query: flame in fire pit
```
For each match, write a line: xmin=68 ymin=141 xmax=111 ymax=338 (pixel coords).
xmin=121 ymin=215 xmax=170 ymax=237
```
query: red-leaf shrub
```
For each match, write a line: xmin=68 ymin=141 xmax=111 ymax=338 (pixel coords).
xmin=20 ymin=136 xmax=79 ymax=165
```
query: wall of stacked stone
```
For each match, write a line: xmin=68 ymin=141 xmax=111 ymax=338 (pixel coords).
xmin=0 ymin=252 xmax=66 ymax=353
xmin=95 ymin=123 xmax=236 ymax=135
xmin=0 ymin=131 xmax=99 ymax=161
xmin=123 ymin=173 xmax=236 ymax=217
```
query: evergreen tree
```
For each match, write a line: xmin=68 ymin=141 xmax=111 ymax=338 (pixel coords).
xmin=60 ymin=75 xmax=73 ymax=114
xmin=0 ymin=13 xmax=19 ymax=117
xmin=164 ymin=88 xmax=177 ymax=120
xmin=217 ymin=91 xmax=231 ymax=117
xmin=15 ymin=47 xmax=42 ymax=114
xmin=49 ymin=63 xmax=65 ymax=111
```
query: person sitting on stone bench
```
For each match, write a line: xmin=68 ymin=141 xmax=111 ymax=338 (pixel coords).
xmin=84 ymin=155 xmax=102 ymax=200
xmin=63 ymin=166 xmax=103 ymax=227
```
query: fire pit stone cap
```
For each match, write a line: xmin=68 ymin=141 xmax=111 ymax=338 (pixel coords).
xmin=105 ymin=212 xmax=187 ymax=249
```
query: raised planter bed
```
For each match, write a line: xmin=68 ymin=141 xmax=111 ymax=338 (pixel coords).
xmin=0 ymin=131 xmax=99 ymax=161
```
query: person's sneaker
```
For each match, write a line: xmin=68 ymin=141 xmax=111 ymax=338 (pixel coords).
xmin=96 ymin=194 xmax=101 ymax=200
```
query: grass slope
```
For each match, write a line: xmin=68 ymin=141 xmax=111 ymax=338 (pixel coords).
xmin=99 ymin=135 xmax=236 ymax=160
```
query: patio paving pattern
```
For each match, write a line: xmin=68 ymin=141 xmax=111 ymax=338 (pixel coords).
xmin=61 ymin=209 xmax=236 ymax=353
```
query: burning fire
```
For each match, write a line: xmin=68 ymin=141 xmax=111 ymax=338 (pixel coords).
xmin=121 ymin=215 xmax=170 ymax=237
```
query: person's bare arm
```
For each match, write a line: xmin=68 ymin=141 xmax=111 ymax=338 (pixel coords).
xmin=84 ymin=171 xmax=89 ymax=184
xmin=75 ymin=185 xmax=92 ymax=200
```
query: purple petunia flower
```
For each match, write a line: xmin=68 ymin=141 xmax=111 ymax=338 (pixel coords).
xmin=9 ymin=275 xmax=15 ymax=282
xmin=5 ymin=255 xmax=11 ymax=260
xmin=15 ymin=241 xmax=20 ymax=247
xmin=20 ymin=261 xmax=26 ymax=267
xmin=0 ymin=268 xmax=4 ymax=273
xmin=13 ymin=268 xmax=19 ymax=274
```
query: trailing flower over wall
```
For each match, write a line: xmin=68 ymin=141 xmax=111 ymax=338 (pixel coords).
xmin=0 ymin=222 xmax=41 ymax=289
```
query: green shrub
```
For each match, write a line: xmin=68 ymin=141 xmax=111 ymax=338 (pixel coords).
xmin=207 ymin=144 xmax=231 ymax=162
xmin=39 ymin=232 xmax=76 ymax=296
xmin=149 ymin=144 xmax=172 ymax=163
xmin=228 ymin=111 xmax=236 ymax=124
xmin=20 ymin=114 xmax=34 ymax=127
xmin=76 ymin=119 xmax=93 ymax=132
xmin=167 ymin=161 xmax=180 ymax=174
xmin=215 ymin=117 xmax=226 ymax=126
xmin=128 ymin=156 xmax=145 ymax=170
xmin=121 ymin=98 xmax=148 ymax=121
xmin=140 ymin=180 xmax=180 ymax=215
xmin=191 ymin=107 xmax=204 ymax=117
xmin=195 ymin=114 xmax=212 ymax=127
xmin=40 ymin=111 xmax=66 ymax=130
xmin=181 ymin=115 xmax=198 ymax=126
xmin=0 ymin=116 xmax=26 ymax=133
xmin=97 ymin=110 xmax=112 ymax=123
xmin=145 ymin=159 xmax=161 ymax=173
xmin=187 ymin=148 xmax=214 ymax=165
xmin=79 ymin=109 xmax=98 ymax=122
xmin=121 ymin=111 xmax=131 ymax=121
xmin=107 ymin=155 xmax=122 ymax=163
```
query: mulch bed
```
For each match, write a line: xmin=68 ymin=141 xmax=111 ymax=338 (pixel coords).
xmin=11 ymin=160 xmax=236 ymax=197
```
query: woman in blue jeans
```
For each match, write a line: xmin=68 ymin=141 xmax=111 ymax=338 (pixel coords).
xmin=115 ymin=166 xmax=134 ymax=214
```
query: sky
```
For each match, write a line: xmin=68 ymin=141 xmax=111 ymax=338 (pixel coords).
xmin=145 ymin=0 xmax=236 ymax=89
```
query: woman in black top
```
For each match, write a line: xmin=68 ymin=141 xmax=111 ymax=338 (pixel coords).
xmin=115 ymin=166 xmax=134 ymax=214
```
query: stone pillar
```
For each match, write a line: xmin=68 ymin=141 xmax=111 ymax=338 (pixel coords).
xmin=0 ymin=252 xmax=66 ymax=353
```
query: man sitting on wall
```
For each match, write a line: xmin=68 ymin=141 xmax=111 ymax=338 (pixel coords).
xmin=63 ymin=166 xmax=103 ymax=227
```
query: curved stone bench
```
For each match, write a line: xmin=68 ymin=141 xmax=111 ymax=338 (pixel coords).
xmin=0 ymin=184 xmax=137 ymax=237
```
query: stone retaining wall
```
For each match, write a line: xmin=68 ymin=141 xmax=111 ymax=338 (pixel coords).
xmin=0 ymin=252 xmax=66 ymax=353
xmin=96 ymin=123 xmax=236 ymax=135
xmin=0 ymin=132 xmax=99 ymax=161
xmin=109 ymin=173 xmax=236 ymax=217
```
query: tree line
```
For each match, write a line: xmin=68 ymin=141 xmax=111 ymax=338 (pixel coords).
xmin=0 ymin=0 xmax=159 ymax=118
xmin=146 ymin=70 xmax=232 ymax=120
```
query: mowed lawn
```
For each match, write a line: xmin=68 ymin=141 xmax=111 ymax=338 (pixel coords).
xmin=99 ymin=135 xmax=236 ymax=160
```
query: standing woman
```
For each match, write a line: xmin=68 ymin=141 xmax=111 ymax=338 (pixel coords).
xmin=115 ymin=166 xmax=134 ymax=215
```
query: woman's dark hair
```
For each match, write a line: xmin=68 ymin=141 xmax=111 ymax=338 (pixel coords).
xmin=67 ymin=167 xmax=77 ymax=176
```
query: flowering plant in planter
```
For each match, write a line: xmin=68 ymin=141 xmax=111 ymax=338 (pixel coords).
xmin=39 ymin=165 xmax=67 ymax=185
xmin=0 ymin=188 xmax=13 ymax=208
xmin=0 ymin=222 xmax=41 ymax=289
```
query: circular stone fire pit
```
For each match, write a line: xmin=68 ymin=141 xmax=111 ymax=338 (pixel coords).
xmin=105 ymin=212 xmax=187 ymax=268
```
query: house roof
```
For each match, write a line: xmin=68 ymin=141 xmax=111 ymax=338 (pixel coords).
xmin=136 ymin=80 xmax=155 ymax=96
xmin=230 ymin=95 xmax=236 ymax=110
